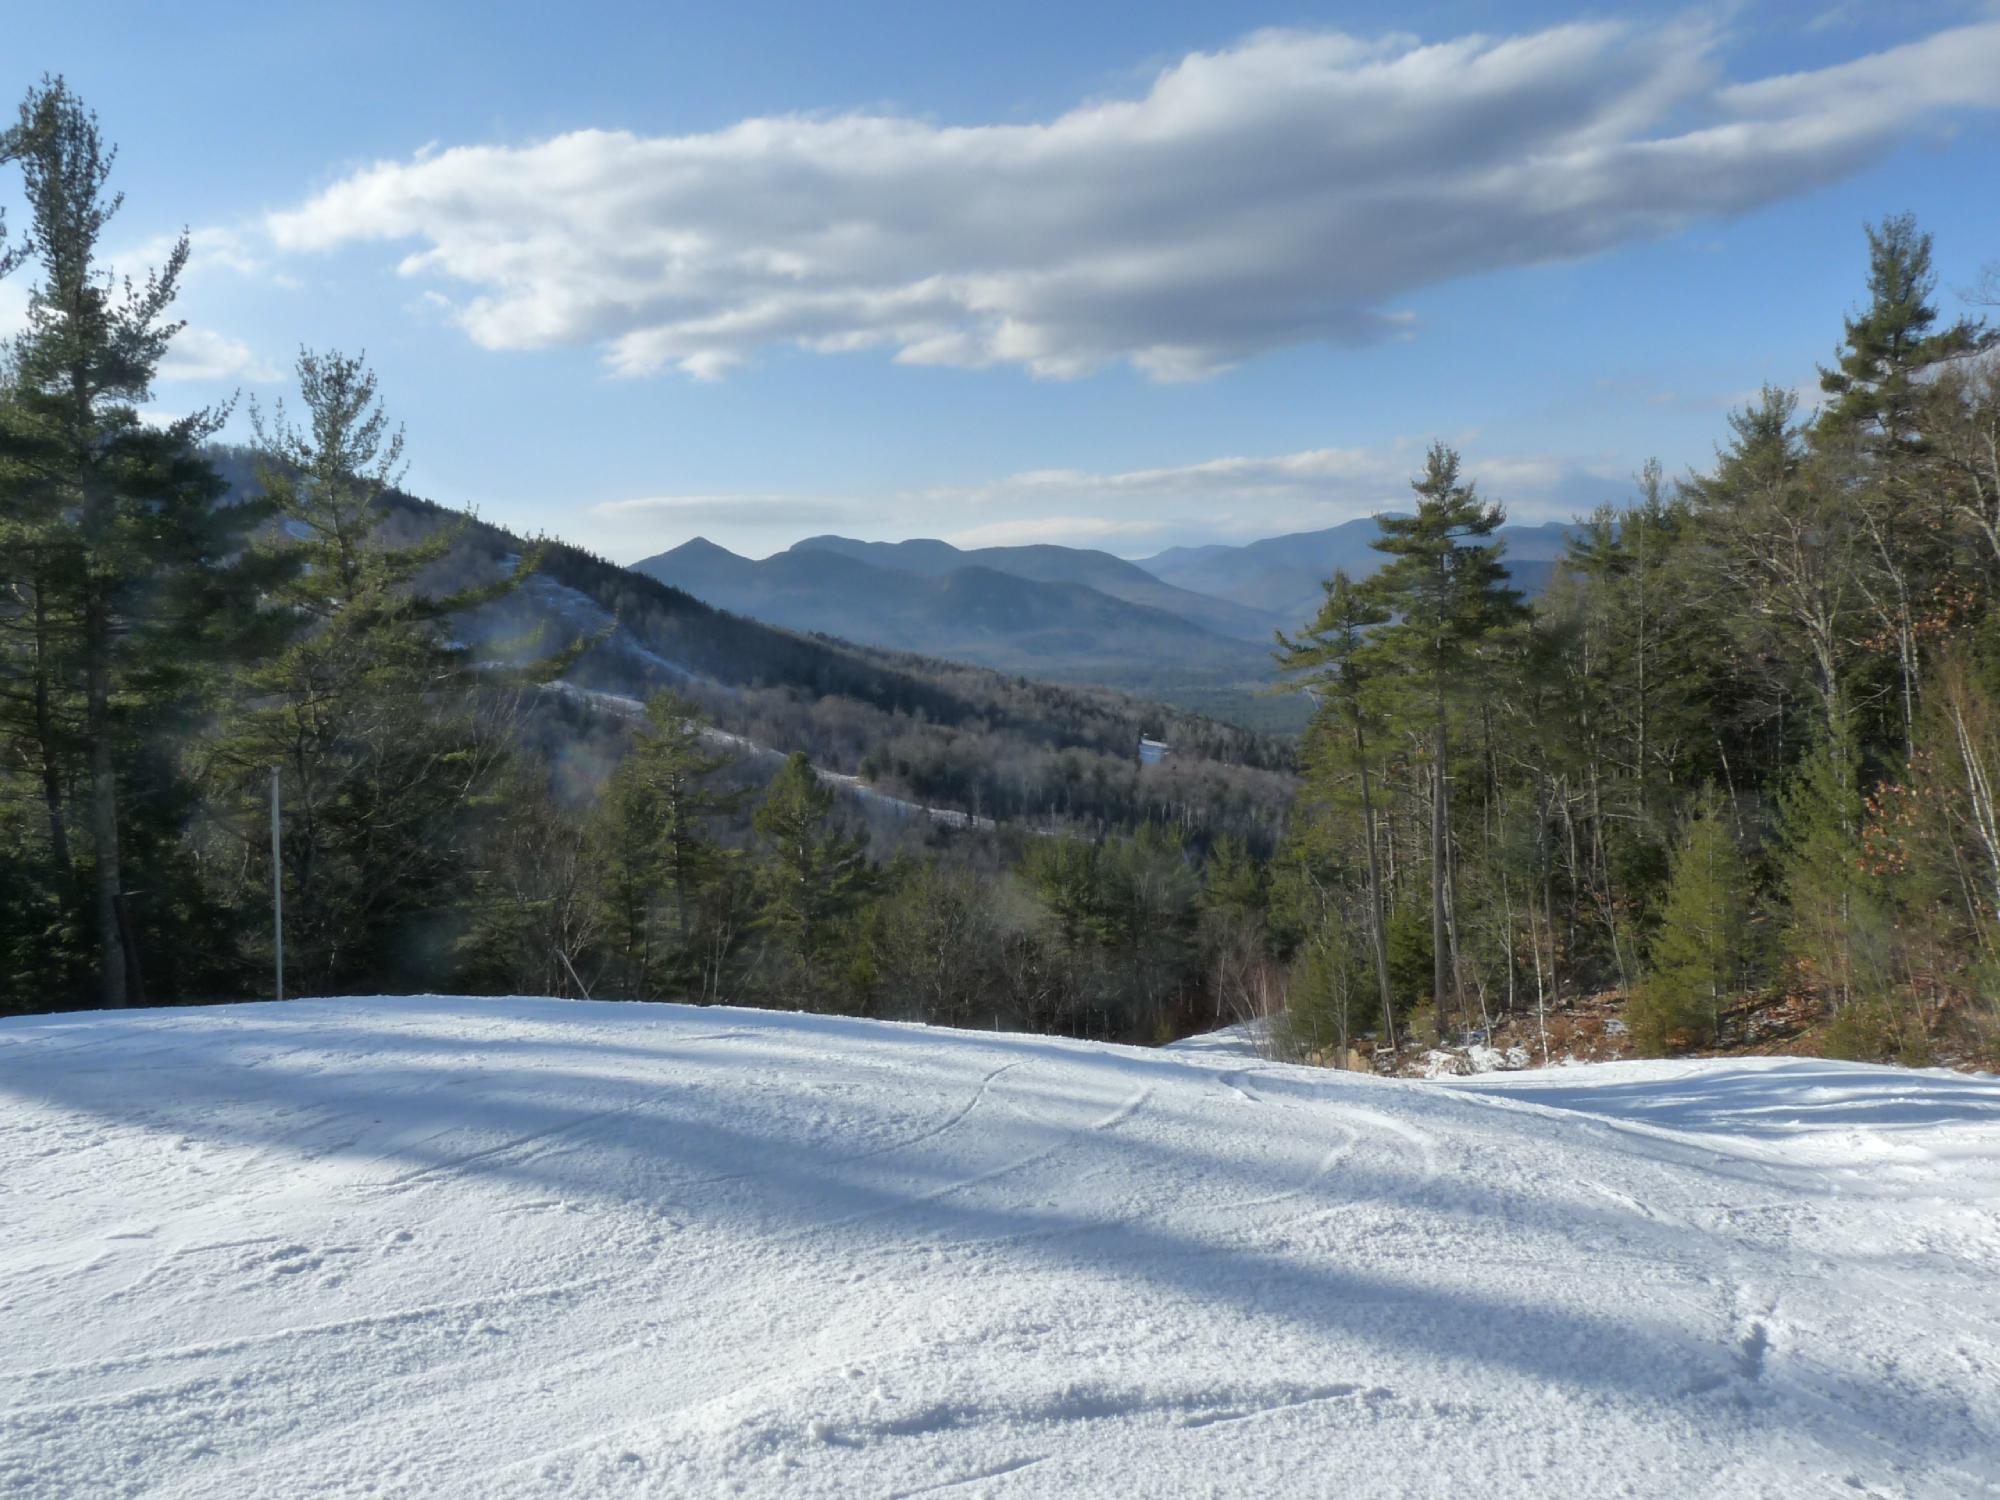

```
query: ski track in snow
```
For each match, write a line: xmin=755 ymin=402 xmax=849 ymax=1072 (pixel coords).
xmin=2 ymin=998 xmax=1998 ymax=1498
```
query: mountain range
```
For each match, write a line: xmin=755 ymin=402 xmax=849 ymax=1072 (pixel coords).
xmin=1138 ymin=517 xmax=1576 ymax=623
xmin=365 ymin=489 xmax=1297 ymax=839
xmin=633 ymin=520 xmax=1577 ymax=727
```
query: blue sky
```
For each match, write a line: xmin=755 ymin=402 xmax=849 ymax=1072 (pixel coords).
xmin=5 ymin=0 xmax=1997 ymax=562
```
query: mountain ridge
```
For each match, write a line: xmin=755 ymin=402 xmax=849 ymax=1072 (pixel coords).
xmin=786 ymin=534 xmax=1290 ymax=643
xmin=632 ymin=536 xmax=1280 ymax=704
xmin=631 ymin=518 xmax=1583 ymax=727
xmin=1134 ymin=516 xmax=1576 ymax=620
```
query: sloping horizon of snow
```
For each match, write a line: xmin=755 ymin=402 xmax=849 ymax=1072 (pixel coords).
xmin=3 ymin=998 xmax=1997 ymax=1497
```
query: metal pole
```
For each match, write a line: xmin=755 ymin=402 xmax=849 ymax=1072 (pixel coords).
xmin=272 ymin=766 xmax=284 ymax=1002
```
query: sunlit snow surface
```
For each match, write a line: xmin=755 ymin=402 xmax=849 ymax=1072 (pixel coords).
xmin=3 ymin=998 xmax=1998 ymax=1497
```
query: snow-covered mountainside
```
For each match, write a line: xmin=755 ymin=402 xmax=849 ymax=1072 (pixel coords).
xmin=4 ymin=999 xmax=1997 ymax=1498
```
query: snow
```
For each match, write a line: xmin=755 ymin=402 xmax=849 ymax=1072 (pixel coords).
xmin=3 ymin=998 xmax=1997 ymax=1498
xmin=1160 ymin=1018 xmax=1271 ymax=1060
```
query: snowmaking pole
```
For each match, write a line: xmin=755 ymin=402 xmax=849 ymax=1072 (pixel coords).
xmin=272 ymin=767 xmax=284 ymax=1002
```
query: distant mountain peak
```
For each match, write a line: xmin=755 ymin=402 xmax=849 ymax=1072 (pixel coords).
xmin=660 ymin=535 xmax=743 ymax=561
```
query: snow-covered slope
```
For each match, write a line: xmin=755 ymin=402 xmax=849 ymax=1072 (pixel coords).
xmin=3 ymin=999 xmax=1997 ymax=1498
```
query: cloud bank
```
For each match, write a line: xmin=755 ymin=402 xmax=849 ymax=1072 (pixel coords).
xmin=269 ymin=19 xmax=2000 ymax=382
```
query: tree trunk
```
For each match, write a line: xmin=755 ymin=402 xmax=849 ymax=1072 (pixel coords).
xmin=1431 ymin=698 xmax=1451 ymax=1040
xmin=1352 ymin=715 xmax=1397 ymax=1054
xmin=31 ymin=569 xmax=72 ymax=878
xmin=84 ymin=592 xmax=128 ymax=1008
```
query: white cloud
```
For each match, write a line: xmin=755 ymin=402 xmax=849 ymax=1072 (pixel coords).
xmin=917 ymin=445 xmax=1618 ymax=541
xmin=157 ymin=326 xmax=282 ymax=383
xmin=267 ymin=19 xmax=2000 ymax=383
xmin=120 ymin=225 xmax=288 ymax=286
xmin=937 ymin=447 xmax=1413 ymax=503
xmin=942 ymin=515 xmax=1173 ymax=549
xmin=590 ymin=494 xmax=848 ymax=527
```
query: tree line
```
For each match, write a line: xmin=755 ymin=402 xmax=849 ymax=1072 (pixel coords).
xmin=1271 ymin=212 xmax=2000 ymax=1066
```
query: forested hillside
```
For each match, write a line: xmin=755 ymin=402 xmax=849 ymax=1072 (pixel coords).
xmin=633 ymin=535 xmax=1291 ymax=726
xmin=297 ymin=478 xmax=1298 ymax=837
xmin=1271 ymin=215 xmax=2000 ymax=1070
xmin=3 ymin=79 xmax=1998 ymax=1069
xmin=0 ymin=81 xmax=1292 ymax=1033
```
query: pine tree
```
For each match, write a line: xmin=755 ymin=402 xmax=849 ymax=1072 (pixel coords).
xmin=1820 ymin=214 xmax=1990 ymax=454
xmin=1536 ymin=463 xmax=1726 ymax=989
xmin=589 ymin=690 xmax=742 ymax=998
xmin=1275 ymin=569 xmax=1397 ymax=1048
xmin=752 ymin=751 xmax=869 ymax=1005
xmin=1629 ymin=794 xmax=1752 ymax=1055
xmin=0 ymin=78 xmax=273 ymax=1005
xmin=1021 ymin=835 xmax=1107 ymax=957
xmin=213 ymin=349 xmax=530 ymax=993
xmin=1816 ymin=217 xmax=1994 ymax=758
xmin=1365 ymin=444 xmax=1528 ymax=1037
xmin=1559 ymin=461 xmax=1712 ymax=821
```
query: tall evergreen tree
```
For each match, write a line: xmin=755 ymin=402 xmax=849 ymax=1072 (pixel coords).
xmin=589 ymin=690 xmax=741 ymax=998
xmin=752 ymin=751 xmax=869 ymax=1005
xmin=1021 ymin=835 xmax=1107 ymax=959
xmin=1365 ymin=444 xmax=1528 ymax=1036
xmin=1276 ymin=569 xmax=1397 ymax=1048
xmin=1820 ymin=214 xmax=1990 ymax=453
xmin=0 ymin=78 xmax=272 ymax=1005
xmin=1819 ymin=216 xmax=1993 ymax=757
xmin=212 ymin=349 xmax=529 ymax=993
xmin=1534 ymin=463 xmax=1732 ymax=987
